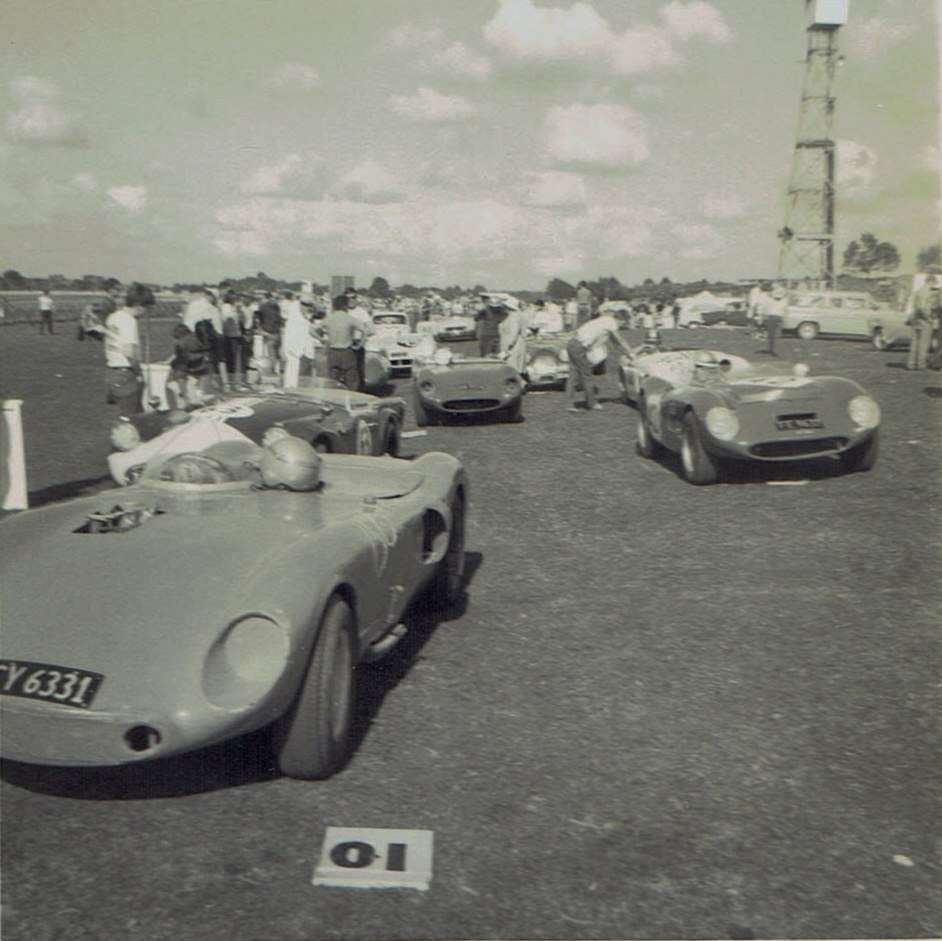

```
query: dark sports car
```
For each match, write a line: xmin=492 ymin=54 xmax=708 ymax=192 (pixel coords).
xmin=412 ymin=351 xmax=524 ymax=425
xmin=631 ymin=350 xmax=880 ymax=484
xmin=1 ymin=444 xmax=467 ymax=780
xmin=109 ymin=382 xmax=405 ymax=485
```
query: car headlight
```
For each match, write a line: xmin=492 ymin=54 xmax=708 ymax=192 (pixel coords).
xmin=505 ymin=377 xmax=521 ymax=392
xmin=559 ymin=348 xmax=570 ymax=363
xmin=202 ymin=615 xmax=290 ymax=710
xmin=848 ymin=395 xmax=880 ymax=429
xmin=705 ymin=406 xmax=740 ymax=440
xmin=110 ymin=419 xmax=140 ymax=452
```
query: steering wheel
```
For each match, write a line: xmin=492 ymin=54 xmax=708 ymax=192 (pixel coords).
xmin=158 ymin=452 xmax=233 ymax=484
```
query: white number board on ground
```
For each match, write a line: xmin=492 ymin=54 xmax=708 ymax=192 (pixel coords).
xmin=312 ymin=827 xmax=433 ymax=890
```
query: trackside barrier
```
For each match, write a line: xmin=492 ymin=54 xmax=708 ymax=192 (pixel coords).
xmin=1 ymin=399 xmax=28 ymax=510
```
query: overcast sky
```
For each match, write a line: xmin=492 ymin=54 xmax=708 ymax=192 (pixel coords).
xmin=1 ymin=0 xmax=939 ymax=290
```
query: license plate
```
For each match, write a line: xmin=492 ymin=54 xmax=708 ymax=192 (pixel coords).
xmin=776 ymin=418 xmax=824 ymax=430
xmin=0 ymin=660 xmax=104 ymax=709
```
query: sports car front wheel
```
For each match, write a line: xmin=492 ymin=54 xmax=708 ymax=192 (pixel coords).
xmin=276 ymin=596 xmax=357 ymax=780
xmin=635 ymin=403 xmax=662 ymax=459
xmin=428 ymin=491 xmax=466 ymax=609
xmin=840 ymin=432 xmax=879 ymax=474
xmin=680 ymin=412 xmax=719 ymax=485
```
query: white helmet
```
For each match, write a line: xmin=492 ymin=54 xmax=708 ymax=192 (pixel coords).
xmin=260 ymin=436 xmax=322 ymax=491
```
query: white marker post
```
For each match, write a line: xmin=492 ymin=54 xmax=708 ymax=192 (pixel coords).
xmin=1 ymin=399 xmax=28 ymax=510
xmin=312 ymin=827 xmax=433 ymax=890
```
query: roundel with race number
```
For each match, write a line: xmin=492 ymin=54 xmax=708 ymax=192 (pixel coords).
xmin=355 ymin=418 xmax=374 ymax=455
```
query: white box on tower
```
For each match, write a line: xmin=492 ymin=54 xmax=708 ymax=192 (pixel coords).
xmin=814 ymin=0 xmax=850 ymax=26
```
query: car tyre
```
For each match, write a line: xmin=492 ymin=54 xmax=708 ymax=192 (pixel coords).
xmin=840 ymin=432 xmax=879 ymax=473
xmin=501 ymin=401 xmax=523 ymax=423
xmin=796 ymin=321 xmax=819 ymax=340
xmin=680 ymin=411 xmax=719 ymax=485
xmin=871 ymin=328 xmax=889 ymax=351
xmin=412 ymin=389 xmax=435 ymax=427
xmin=382 ymin=420 xmax=400 ymax=456
xmin=428 ymin=490 xmax=466 ymax=610
xmin=276 ymin=596 xmax=357 ymax=780
xmin=636 ymin=400 xmax=662 ymax=459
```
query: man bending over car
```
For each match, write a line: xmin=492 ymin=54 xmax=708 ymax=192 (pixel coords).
xmin=566 ymin=309 xmax=635 ymax=412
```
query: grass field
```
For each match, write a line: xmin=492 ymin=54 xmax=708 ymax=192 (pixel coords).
xmin=1 ymin=321 xmax=941 ymax=940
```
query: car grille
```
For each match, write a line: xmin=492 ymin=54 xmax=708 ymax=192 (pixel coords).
xmin=750 ymin=437 xmax=848 ymax=458
xmin=443 ymin=398 xmax=500 ymax=411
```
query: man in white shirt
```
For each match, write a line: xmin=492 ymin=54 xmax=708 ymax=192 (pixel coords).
xmin=37 ymin=289 xmax=55 ymax=335
xmin=104 ymin=283 xmax=153 ymax=416
xmin=566 ymin=310 xmax=635 ymax=411
xmin=345 ymin=288 xmax=372 ymax=390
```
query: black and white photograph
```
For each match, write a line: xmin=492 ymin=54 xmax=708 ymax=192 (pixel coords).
xmin=1 ymin=1 xmax=940 ymax=939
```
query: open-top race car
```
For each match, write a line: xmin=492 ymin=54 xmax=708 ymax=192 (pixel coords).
xmin=108 ymin=380 xmax=406 ymax=485
xmin=431 ymin=314 xmax=477 ymax=342
xmin=365 ymin=310 xmax=437 ymax=376
xmin=627 ymin=348 xmax=881 ymax=484
xmin=1 ymin=439 xmax=468 ymax=780
xmin=522 ymin=333 xmax=570 ymax=390
xmin=412 ymin=349 xmax=524 ymax=425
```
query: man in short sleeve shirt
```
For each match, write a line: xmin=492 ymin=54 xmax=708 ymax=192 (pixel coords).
xmin=104 ymin=283 xmax=152 ymax=416
xmin=566 ymin=310 xmax=634 ymax=411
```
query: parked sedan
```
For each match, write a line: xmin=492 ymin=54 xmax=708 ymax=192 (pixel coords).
xmin=1 ymin=443 xmax=467 ymax=780
xmin=632 ymin=350 xmax=880 ymax=484
xmin=782 ymin=291 xmax=906 ymax=341
xmin=412 ymin=351 xmax=524 ymax=424
xmin=108 ymin=382 xmax=405 ymax=485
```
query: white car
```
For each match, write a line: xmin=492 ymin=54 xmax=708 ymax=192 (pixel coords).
xmin=366 ymin=310 xmax=436 ymax=375
xmin=433 ymin=315 xmax=477 ymax=342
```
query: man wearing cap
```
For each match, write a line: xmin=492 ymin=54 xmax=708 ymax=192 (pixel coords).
xmin=759 ymin=284 xmax=788 ymax=356
xmin=566 ymin=309 xmax=635 ymax=412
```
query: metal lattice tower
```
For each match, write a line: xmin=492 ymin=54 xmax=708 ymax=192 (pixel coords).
xmin=777 ymin=4 xmax=847 ymax=287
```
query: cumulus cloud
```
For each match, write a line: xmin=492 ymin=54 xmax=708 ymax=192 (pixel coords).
xmin=483 ymin=0 xmax=731 ymax=75
xmin=659 ymin=1 xmax=731 ymax=44
xmin=526 ymin=171 xmax=587 ymax=208
xmin=242 ymin=153 xmax=326 ymax=198
xmin=330 ymin=160 xmax=405 ymax=203
xmin=390 ymin=25 xmax=492 ymax=81
xmin=838 ymin=139 xmax=879 ymax=196
xmin=545 ymin=103 xmax=650 ymax=169
xmin=388 ymin=86 xmax=478 ymax=122
xmin=848 ymin=16 xmax=916 ymax=57
xmin=5 ymin=75 xmax=88 ymax=146
xmin=107 ymin=185 xmax=147 ymax=214
xmin=483 ymin=0 xmax=612 ymax=63
xmin=270 ymin=63 xmax=320 ymax=92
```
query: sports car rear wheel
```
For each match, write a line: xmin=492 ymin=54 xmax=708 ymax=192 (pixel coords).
xmin=871 ymin=328 xmax=889 ymax=351
xmin=840 ymin=432 xmax=879 ymax=473
xmin=796 ymin=321 xmax=819 ymax=340
xmin=680 ymin=411 xmax=719 ymax=485
xmin=428 ymin=490 xmax=466 ymax=609
xmin=412 ymin=390 xmax=436 ymax=427
xmin=276 ymin=596 xmax=357 ymax=780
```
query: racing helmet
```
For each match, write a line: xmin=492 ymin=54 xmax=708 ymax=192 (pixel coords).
xmin=260 ymin=436 xmax=323 ymax=491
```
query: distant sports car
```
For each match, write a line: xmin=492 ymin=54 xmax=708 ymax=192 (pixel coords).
xmin=412 ymin=351 xmax=524 ymax=425
xmin=108 ymin=382 xmax=406 ymax=485
xmin=522 ymin=333 xmax=570 ymax=390
xmin=433 ymin=315 xmax=477 ymax=342
xmin=0 ymin=443 xmax=467 ymax=779
xmin=365 ymin=311 xmax=436 ymax=376
xmin=630 ymin=349 xmax=880 ymax=484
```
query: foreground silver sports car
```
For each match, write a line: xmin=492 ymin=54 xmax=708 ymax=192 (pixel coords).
xmin=1 ymin=445 xmax=467 ymax=779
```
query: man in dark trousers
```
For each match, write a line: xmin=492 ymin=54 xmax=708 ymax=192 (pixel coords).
xmin=318 ymin=294 xmax=368 ymax=391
